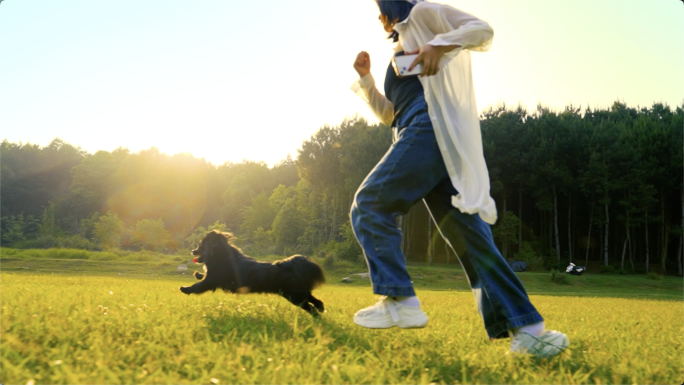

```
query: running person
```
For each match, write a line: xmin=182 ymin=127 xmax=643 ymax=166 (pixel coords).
xmin=349 ymin=0 xmax=568 ymax=358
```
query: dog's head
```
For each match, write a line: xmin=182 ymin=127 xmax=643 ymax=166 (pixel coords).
xmin=191 ymin=230 xmax=232 ymax=264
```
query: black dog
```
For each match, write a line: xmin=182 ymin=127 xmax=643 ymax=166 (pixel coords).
xmin=180 ymin=230 xmax=326 ymax=316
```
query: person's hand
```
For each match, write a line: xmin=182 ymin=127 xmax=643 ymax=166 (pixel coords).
xmin=406 ymin=44 xmax=460 ymax=77
xmin=353 ymin=51 xmax=371 ymax=78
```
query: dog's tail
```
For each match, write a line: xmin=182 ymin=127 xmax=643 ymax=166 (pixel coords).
xmin=286 ymin=255 xmax=326 ymax=290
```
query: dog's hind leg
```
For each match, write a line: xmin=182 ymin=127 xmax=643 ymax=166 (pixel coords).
xmin=308 ymin=294 xmax=325 ymax=312
xmin=282 ymin=292 xmax=320 ymax=317
xmin=193 ymin=271 xmax=204 ymax=280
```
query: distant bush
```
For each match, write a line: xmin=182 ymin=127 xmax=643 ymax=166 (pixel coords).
xmin=112 ymin=249 xmax=133 ymax=258
xmin=543 ymin=253 xmax=563 ymax=271
xmin=131 ymin=219 xmax=171 ymax=252
xmin=550 ymin=269 xmax=570 ymax=285
xmin=15 ymin=238 xmax=49 ymax=249
xmin=514 ymin=241 xmax=535 ymax=261
xmin=239 ymin=227 xmax=277 ymax=257
xmin=89 ymin=252 xmax=120 ymax=261
xmin=646 ymin=272 xmax=663 ymax=280
xmin=0 ymin=247 xmax=19 ymax=257
xmin=1 ymin=248 xmax=90 ymax=260
xmin=324 ymin=255 xmax=336 ymax=270
xmin=0 ymin=247 xmax=189 ymax=263
xmin=281 ymin=246 xmax=296 ymax=258
xmin=514 ymin=242 xmax=544 ymax=272
xmin=120 ymin=250 xmax=162 ymax=262
xmin=599 ymin=265 xmax=620 ymax=274
xmin=60 ymin=235 xmax=100 ymax=250
xmin=15 ymin=235 xmax=100 ymax=251
xmin=46 ymin=248 xmax=90 ymax=260
xmin=309 ymin=252 xmax=364 ymax=273
xmin=318 ymin=223 xmax=362 ymax=263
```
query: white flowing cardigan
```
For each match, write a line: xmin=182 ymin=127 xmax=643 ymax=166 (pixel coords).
xmin=351 ymin=1 xmax=498 ymax=225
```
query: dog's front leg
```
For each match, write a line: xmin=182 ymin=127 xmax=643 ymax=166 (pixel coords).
xmin=179 ymin=279 xmax=215 ymax=295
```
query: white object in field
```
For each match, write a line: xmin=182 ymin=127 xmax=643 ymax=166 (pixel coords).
xmin=566 ymin=263 xmax=575 ymax=273
xmin=177 ymin=264 xmax=188 ymax=271
xmin=392 ymin=54 xmax=423 ymax=77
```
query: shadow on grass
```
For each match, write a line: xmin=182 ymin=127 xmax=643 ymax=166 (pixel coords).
xmin=202 ymin=309 xmax=580 ymax=385
xmin=202 ymin=307 xmax=376 ymax=351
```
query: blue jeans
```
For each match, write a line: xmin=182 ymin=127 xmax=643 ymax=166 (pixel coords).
xmin=350 ymin=96 xmax=543 ymax=339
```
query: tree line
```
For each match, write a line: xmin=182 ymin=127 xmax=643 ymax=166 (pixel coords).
xmin=1 ymin=101 xmax=682 ymax=275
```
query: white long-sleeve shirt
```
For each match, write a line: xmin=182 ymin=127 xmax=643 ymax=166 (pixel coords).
xmin=351 ymin=1 xmax=498 ymax=225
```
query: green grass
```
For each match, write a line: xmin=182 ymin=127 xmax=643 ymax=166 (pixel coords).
xmin=1 ymin=249 xmax=683 ymax=384
xmin=2 ymin=249 xmax=681 ymax=301
xmin=0 ymin=247 xmax=188 ymax=263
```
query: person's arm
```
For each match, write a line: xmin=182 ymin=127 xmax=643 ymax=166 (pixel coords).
xmin=407 ymin=44 xmax=460 ymax=77
xmin=415 ymin=2 xmax=494 ymax=51
xmin=351 ymin=74 xmax=394 ymax=127
xmin=406 ymin=2 xmax=494 ymax=76
xmin=351 ymin=52 xmax=394 ymax=126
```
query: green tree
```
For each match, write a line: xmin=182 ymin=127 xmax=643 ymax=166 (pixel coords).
xmin=240 ymin=192 xmax=276 ymax=236
xmin=79 ymin=212 xmax=100 ymax=241
xmin=94 ymin=211 xmax=125 ymax=249
xmin=38 ymin=202 xmax=60 ymax=238
xmin=528 ymin=106 xmax=574 ymax=264
xmin=481 ymin=103 xmax=531 ymax=257
xmin=492 ymin=211 xmax=520 ymax=256
xmin=0 ymin=139 xmax=85 ymax=219
xmin=1 ymin=214 xmax=26 ymax=246
xmin=297 ymin=116 xmax=391 ymax=247
xmin=131 ymin=219 xmax=171 ymax=251
xmin=271 ymin=198 xmax=305 ymax=253
xmin=220 ymin=161 xmax=277 ymax=232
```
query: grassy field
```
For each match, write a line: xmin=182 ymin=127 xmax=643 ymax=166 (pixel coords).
xmin=1 ymin=250 xmax=683 ymax=384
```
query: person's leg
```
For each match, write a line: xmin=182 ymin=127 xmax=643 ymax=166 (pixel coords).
xmin=423 ymin=179 xmax=568 ymax=356
xmin=350 ymin=99 xmax=444 ymax=298
xmin=349 ymin=99 xmax=447 ymax=328
xmin=422 ymin=178 xmax=543 ymax=339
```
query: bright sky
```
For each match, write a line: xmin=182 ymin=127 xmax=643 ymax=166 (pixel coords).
xmin=1 ymin=0 xmax=682 ymax=166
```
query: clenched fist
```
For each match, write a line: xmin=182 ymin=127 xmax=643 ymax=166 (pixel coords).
xmin=353 ymin=51 xmax=371 ymax=77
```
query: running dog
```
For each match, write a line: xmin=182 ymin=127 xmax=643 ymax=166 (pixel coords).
xmin=180 ymin=230 xmax=325 ymax=316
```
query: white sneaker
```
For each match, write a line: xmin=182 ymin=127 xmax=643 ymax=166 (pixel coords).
xmin=510 ymin=330 xmax=569 ymax=358
xmin=353 ymin=296 xmax=429 ymax=329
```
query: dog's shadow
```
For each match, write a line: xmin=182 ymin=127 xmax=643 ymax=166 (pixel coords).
xmin=203 ymin=308 xmax=371 ymax=350
xmin=204 ymin=312 xmax=294 ymax=342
